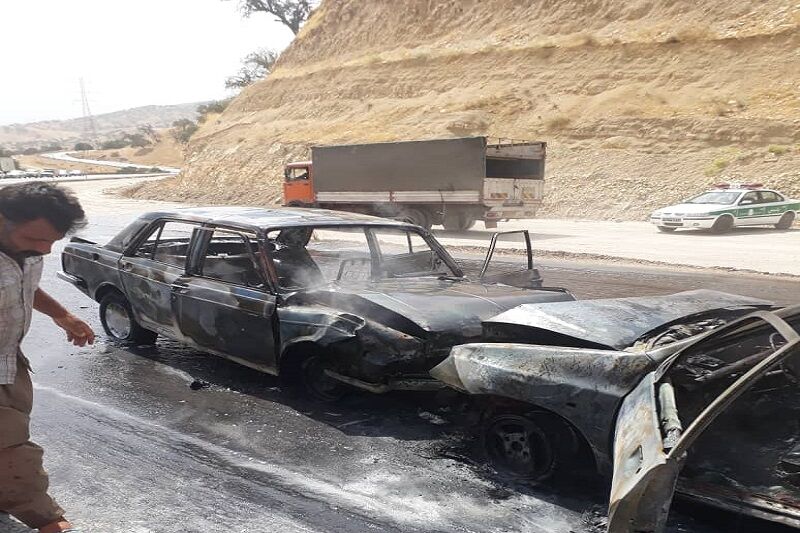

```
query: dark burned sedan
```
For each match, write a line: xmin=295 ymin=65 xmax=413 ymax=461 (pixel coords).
xmin=431 ymin=291 xmax=800 ymax=531
xmin=59 ymin=206 xmax=573 ymax=399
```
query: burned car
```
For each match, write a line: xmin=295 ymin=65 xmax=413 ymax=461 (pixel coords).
xmin=431 ymin=290 xmax=800 ymax=530
xmin=59 ymin=206 xmax=573 ymax=399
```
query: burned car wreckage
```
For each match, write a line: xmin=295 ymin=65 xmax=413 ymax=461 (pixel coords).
xmin=59 ymin=206 xmax=799 ymax=530
xmin=431 ymin=291 xmax=800 ymax=531
xmin=59 ymin=207 xmax=573 ymax=399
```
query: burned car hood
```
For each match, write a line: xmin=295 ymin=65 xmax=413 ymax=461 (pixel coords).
xmin=485 ymin=290 xmax=771 ymax=351
xmin=290 ymin=279 xmax=574 ymax=340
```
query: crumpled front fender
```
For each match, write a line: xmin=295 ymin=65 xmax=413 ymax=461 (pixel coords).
xmin=431 ymin=343 xmax=654 ymax=472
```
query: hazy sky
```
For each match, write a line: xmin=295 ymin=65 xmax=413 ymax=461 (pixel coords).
xmin=0 ymin=0 xmax=295 ymax=125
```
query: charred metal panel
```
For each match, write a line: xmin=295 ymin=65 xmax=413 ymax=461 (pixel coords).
xmin=291 ymin=279 xmax=574 ymax=347
xmin=277 ymin=305 xmax=428 ymax=381
xmin=61 ymin=242 xmax=124 ymax=299
xmin=311 ymin=137 xmax=488 ymax=193
xmin=174 ymin=276 xmax=278 ymax=370
xmin=431 ymin=343 xmax=653 ymax=471
xmin=608 ymin=372 xmax=681 ymax=533
xmin=486 ymin=290 xmax=771 ymax=351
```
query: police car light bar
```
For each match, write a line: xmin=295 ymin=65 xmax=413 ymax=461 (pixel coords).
xmin=713 ymin=182 xmax=763 ymax=189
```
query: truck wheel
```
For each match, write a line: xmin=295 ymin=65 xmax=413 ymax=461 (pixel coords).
xmin=406 ymin=208 xmax=432 ymax=230
xmin=775 ymin=212 xmax=796 ymax=230
xmin=710 ymin=215 xmax=735 ymax=234
xmin=99 ymin=292 xmax=157 ymax=345
xmin=443 ymin=211 xmax=476 ymax=231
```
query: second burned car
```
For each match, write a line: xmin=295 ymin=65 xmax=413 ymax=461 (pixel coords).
xmin=59 ymin=206 xmax=573 ymax=399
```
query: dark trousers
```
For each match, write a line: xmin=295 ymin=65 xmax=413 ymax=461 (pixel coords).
xmin=0 ymin=356 xmax=64 ymax=528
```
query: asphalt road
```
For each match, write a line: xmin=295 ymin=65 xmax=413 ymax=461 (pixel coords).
xmin=5 ymin=210 xmax=800 ymax=533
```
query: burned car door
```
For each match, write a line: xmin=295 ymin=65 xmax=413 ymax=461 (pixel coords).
xmin=171 ymin=227 xmax=278 ymax=373
xmin=119 ymin=219 xmax=199 ymax=336
xmin=479 ymin=230 xmax=542 ymax=289
xmin=608 ymin=309 xmax=800 ymax=533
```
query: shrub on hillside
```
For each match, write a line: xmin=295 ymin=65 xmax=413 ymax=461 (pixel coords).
xmin=101 ymin=139 xmax=128 ymax=150
xmin=74 ymin=142 xmax=94 ymax=151
xmin=197 ymin=99 xmax=232 ymax=123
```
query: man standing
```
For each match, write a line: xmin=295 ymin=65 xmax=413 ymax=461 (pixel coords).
xmin=0 ymin=182 xmax=95 ymax=533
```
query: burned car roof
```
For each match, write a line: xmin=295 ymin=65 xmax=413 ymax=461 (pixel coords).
xmin=135 ymin=206 xmax=413 ymax=230
xmin=484 ymin=289 xmax=772 ymax=351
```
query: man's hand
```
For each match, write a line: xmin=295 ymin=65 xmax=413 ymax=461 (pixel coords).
xmin=52 ymin=313 xmax=96 ymax=347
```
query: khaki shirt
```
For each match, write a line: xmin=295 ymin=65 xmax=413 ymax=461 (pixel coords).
xmin=0 ymin=251 xmax=43 ymax=384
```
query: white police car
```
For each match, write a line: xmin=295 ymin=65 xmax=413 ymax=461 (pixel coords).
xmin=650 ymin=184 xmax=799 ymax=233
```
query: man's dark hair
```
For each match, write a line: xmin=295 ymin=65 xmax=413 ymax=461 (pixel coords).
xmin=0 ymin=182 xmax=87 ymax=233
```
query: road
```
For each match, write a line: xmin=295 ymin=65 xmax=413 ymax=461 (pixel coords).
xmin=3 ymin=179 xmax=799 ymax=533
xmin=42 ymin=151 xmax=181 ymax=174
xmin=439 ymin=217 xmax=800 ymax=276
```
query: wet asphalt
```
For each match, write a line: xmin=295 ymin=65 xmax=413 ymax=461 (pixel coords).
xmin=5 ymin=213 xmax=800 ymax=533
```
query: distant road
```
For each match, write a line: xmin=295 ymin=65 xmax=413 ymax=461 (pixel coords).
xmin=42 ymin=151 xmax=181 ymax=174
xmin=1 ymin=173 xmax=171 ymax=186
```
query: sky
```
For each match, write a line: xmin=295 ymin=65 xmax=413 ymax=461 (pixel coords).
xmin=0 ymin=0 xmax=295 ymax=125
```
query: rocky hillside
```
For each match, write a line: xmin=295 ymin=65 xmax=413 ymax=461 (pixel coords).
xmin=1 ymin=103 xmax=202 ymax=152
xmin=131 ymin=0 xmax=800 ymax=220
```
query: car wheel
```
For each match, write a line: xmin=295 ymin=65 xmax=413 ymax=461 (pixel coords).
xmin=711 ymin=215 xmax=735 ymax=234
xmin=99 ymin=292 xmax=157 ymax=345
xmin=298 ymin=354 xmax=349 ymax=402
xmin=482 ymin=412 xmax=563 ymax=483
xmin=657 ymin=226 xmax=677 ymax=233
xmin=775 ymin=211 xmax=796 ymax=230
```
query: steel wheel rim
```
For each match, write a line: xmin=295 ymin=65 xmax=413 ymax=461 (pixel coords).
xmin=486 ymin=415 xmax=554 ymax=480
xmin=105 ymin=302 xmax=132 ymax=339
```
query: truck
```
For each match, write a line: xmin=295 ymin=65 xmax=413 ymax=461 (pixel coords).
xmin=282 ymin=136 xmax=546 ymax=230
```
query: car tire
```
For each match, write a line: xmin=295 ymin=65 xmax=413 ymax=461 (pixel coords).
xmin=711 ymin=215 xmax=735 ymax=234
xmin=281 ymin=351 xmax=349 ymax=402
xmin=482 ymin=412 xmax=572 ymax=483
xmin=300 ymin=354 xmax=349 ymax=402
xmin=775 ymin=211 xmax=796 ymax=230
xmin=657 ymin=226 xmax=677 ymax=233
xmin=99 ymin=292 xmax=157 ymax=345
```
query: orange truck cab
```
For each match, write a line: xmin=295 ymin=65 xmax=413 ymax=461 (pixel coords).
xmin=283 ymin=161 xmax=314 ymax=206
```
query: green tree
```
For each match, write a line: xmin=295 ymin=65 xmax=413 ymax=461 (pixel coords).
xmin=137 ymin=124 xmax=161 ymax=144
xmin=225 ymin=49 xmax=278 ymax=89
xmin=122 ymin=133 xmax=150 ymax=148
xmin=226 ymin=0 xmax=318 ymax=34
xmin=101 ymin=139 xmax=128 ymax=150
xmin=74 ymin=142 xmax=94 ymax=151
xmin=170 ymin=119 xmax=199 ymax=144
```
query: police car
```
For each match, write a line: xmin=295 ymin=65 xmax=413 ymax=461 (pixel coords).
xmin=650 ymin=184 xmax=799 ymax=233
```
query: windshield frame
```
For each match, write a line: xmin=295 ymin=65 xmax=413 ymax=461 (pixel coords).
xmin=260 ymin=223 xmax=464 ymax=292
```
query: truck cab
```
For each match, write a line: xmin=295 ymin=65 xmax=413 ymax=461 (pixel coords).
xmin=283 ymin=161 xmax=314 ymax=206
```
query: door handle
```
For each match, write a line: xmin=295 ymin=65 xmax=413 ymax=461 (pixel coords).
xmin=121 ymin=262 xmax=133 ymax=271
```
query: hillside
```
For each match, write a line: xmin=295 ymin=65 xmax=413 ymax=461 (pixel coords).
xmin=130 ymin=0 xmax=800 ymax=220
xmin=0 ymin=103 xmax=202 ymax=152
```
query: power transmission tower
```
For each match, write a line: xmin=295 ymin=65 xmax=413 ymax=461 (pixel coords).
xmin=80 ymin=78 xmax=98 ymax=145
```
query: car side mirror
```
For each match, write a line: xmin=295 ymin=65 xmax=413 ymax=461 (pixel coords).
xmin=739 ymin=199 xmax=755 ymax=206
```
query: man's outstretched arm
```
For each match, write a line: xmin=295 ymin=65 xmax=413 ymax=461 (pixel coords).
xmin=33 ymin=288 xmax=95 ymax=347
